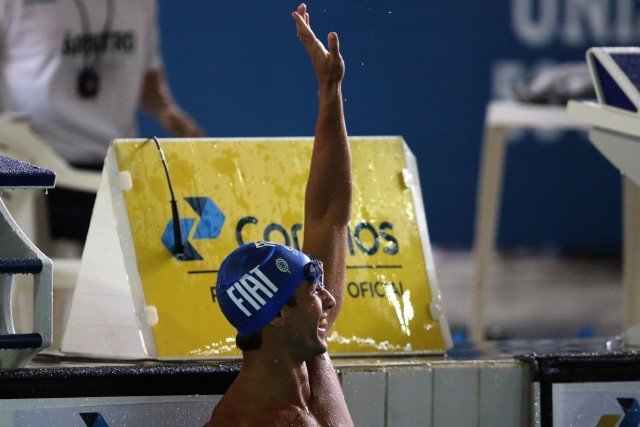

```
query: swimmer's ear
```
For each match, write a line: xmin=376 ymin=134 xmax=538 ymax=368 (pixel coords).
xmin=270 ymin=310 xmax=286 ymax=328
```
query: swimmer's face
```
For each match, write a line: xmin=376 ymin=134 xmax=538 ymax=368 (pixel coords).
xmin=282 ymin=279 xmax=335 ymax=360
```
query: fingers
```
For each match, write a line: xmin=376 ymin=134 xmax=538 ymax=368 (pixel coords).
xmin=292 ymin=3 xmax=311 ymax=36
xmin=291 ymin=10 xmax=314 ymax=44
xmin=295 ymin=2 xmax=308 ymax=28
xmin=328 ymin=32 xmax=340 ymax=58
xmin=292 ymin=4 xmax=331 ymax=60
xmin=291 ymin=11 xmax=305 ymax=29
xmin=291 ymin=5 xmax=344 ymax=84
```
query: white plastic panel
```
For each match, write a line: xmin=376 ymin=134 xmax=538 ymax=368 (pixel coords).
xmin=433 ymin=364 xmax=479 ymax=427
xmin=386 ymin=368 xmax=433 ymax=427
xmin=341 ymin=370 xmax=386 ymax=427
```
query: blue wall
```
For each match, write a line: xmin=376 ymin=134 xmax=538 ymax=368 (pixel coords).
xmin=141 ymin=1 xmax=638 ymax=253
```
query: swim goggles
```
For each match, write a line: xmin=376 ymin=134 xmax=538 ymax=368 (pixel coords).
xmin=303 ymin=255 xmax=324 ymax=287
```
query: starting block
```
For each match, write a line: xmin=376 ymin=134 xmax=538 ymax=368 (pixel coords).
xmin=0 ymin=156 xmax=55 ymax=368
xmin=61 ymin=137 xmax=451 ymax=359
xmin=567 ymin=47 xmax=640 ymax=345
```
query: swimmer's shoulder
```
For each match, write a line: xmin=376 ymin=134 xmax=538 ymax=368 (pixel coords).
xmin=207 ymin=405 xmax=320 ymax=426
xmin=204 ymin=411 xmax=237 ymax=426
xmin=307 ymin=354 xmax=354 ymax=426
xmin=206 ymin=410 xmax=260 ymax=427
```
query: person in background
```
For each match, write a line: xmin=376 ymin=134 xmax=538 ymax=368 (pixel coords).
xmin=0 ymin=0 xmax=202 ymax=248
xmin=206 ymin=4 xmax=353 ymax=426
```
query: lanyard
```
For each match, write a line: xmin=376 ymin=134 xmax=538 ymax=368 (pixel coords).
xmin=71 ymin=0 xmax=115 ymax=98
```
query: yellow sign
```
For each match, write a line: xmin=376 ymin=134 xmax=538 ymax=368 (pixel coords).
xmin=114 ymin=137 xmax=448 ymax=358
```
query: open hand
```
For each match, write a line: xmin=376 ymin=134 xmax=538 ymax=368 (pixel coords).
xmin=292 ymin=3 xmax=345 ymax=87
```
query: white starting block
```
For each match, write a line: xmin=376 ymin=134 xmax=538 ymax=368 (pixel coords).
xmin=567 ymin=47 xmax=640 ymax=346
xmin=0 ymin=116 xmax=101 ymax=354
xmin=61 ymin=137 xmax=452 ymax=360
xmin=0 ymin=156 xmax=55 ymax=369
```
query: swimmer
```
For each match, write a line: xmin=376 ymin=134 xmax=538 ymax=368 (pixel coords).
xmin=206 ymin=3 xmax=353 ymax=426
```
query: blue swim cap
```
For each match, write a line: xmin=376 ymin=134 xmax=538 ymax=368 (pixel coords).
xmin=217 ymin=242 xmax=313 ymax=335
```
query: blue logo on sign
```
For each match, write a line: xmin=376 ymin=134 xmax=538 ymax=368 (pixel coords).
xmin=596 ymin=398 xmax=640 ymax=426
xmin=617 ymin=398 xmax=640 ymax=427
xmin=80 ymin=412 xmax=109 ymax=427
xmin=161 ymin=197 xmax=226 ymax=261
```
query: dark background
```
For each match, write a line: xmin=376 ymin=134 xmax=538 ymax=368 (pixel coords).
xmin=140 ymin=1 xmax=638 ymax=253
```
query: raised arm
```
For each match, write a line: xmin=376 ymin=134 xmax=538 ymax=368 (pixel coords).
xmin=291 ymin=8 xmax=354 ymax=425
xmin=293 ymin=3 xmax=351 ymax=328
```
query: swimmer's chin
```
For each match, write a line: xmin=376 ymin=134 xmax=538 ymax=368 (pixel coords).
xmin=316 ymin=327 xmax=329 ymax=352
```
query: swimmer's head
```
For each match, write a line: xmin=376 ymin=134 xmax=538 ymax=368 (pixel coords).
xmin=217 ymin=241 xmax=324 ymax=335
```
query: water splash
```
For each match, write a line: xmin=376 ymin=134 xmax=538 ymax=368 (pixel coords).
xmin=187 ymin=337 xmax=237 ymax=356
xmin=327 ymin=332 xmax=406 ymax=351
xmin=384 ymin=284 xmax=413 ymax=336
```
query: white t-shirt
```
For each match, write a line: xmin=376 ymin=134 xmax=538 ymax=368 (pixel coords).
xmin=0 ymin=0 xmax=161 ymax=164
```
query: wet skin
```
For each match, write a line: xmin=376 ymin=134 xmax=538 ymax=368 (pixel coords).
xmin=207 ymin=281 xmax=343 ymax=426
xmin=280 ymin=280 xmax=336 ymax=362
xmin=207 ymin=3 xmax=353 ymax=426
